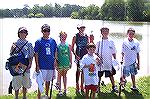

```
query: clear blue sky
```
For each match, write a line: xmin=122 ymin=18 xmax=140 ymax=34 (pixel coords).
xmin=0 ymin=0 xmax=105 ymax=9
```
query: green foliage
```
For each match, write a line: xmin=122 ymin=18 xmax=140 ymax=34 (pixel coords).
xmin=35 ymin=13 xmax=44 ymax=18
xmin=0 ymin=76 xmax=150 ymax=99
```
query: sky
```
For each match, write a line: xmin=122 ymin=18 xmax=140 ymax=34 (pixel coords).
xmin=0 ymin=0 xmax=105 ymax=9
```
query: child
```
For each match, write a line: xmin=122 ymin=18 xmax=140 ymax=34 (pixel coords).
xmin=56 ymin=31 xmax=72 ymax=96
xmin=80 ymin=43 xmax=100 ymax=99
xmin=95 ymin=27 xmax=118 ymax=93
xmin=121 ymin=28 xmax=140 ymax=91
xmin=11 ymin=27 xmax=34 ymax=99
xmin=34 ymin=24 xmax=57 ymax=99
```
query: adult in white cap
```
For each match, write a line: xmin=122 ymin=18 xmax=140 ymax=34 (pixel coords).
xmin=71 ymin=24 xmax=89 ymax=94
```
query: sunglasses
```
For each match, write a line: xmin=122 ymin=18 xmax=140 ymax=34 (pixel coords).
xmin=43 ymin=29 xmax=50 ymax=32
xmin=20 ymin=30 xmax=28 ymax=34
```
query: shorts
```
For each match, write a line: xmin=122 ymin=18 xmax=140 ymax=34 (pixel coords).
xmin=85 ymin=85 xmax=98 ymax=92
xmin=41 ymin=69 xmax=56 ymax=81
xmin=12 ymin=72 xmax=31 ymax=91
xmin=123 ymin=63 xmax=137 ymax=77
xmin=98 ymin=67 xmax=116 ymax=77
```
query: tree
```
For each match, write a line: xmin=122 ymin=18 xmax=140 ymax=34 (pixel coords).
xmin=127 ymin=0 xmax=144 ymax=21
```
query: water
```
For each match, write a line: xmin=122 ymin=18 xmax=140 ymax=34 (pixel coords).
xmin=0 ymin=18 xmax=150 ymax=95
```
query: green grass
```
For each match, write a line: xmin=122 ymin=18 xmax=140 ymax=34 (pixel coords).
xmin=0 ymin=76 xmax=150 ymax=99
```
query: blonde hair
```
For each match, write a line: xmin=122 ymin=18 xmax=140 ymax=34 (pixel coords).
xmin=59 ymin=31 xmax=67 ymax=37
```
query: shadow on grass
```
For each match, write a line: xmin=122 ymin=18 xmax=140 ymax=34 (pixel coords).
xmin=55 ymin=95 xmax=72 ymax=99
xmin=122 ymin=90 xmax=144 ymax=99
xmin=97 ymin=91 xmax=121 ymax=99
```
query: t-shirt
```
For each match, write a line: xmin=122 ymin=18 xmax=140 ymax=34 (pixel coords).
xmin=122 ymin=38 xmax=140 ymax=66
xmin=34 ymin=37 xmax=57 ymax=70
xmin=96 ymin=38 xmax=116 ymax=71
xmin=80 ymin=54 xmax=99 ymax=85
xmin=11 ymin=39 xmax=34 ymax=73
xmin=57 ymin=43 xmax=70 ymax=69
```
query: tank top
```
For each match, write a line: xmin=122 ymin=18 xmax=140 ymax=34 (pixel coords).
xmin=75 ymin=33 xmax=88 ymax=59
xmin=57 ymin=43 xmax=70 ymax=69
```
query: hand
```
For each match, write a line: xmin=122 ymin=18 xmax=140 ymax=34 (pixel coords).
xmin=76 ymin=55 xmax=80 ymax=61
xmin=137 ymin=63 xmax=140 ymax=70
xmin=35 ymin=65 xmax=40 ymax=72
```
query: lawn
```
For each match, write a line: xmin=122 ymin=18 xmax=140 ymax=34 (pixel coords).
xmin=0 ymin=76 xmax=150 ymax=99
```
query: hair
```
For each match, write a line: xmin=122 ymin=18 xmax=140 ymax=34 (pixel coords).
xmin=86 ymin=43 xmax=96 ymax=49
xmin=59 ymin=31 xmax=67 ymax=37
xmin=100 ymin=27 xmax=109 ymax=32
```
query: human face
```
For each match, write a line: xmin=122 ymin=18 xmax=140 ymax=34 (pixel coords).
xmin=60 ymin=34 xmax=67 ymax=42
xmin=18 ymin=30 xmax=27 ymax=39
xmin=127 ymin=30 xmax=135 ymax=40
xmin=42 ymin=29 xmax=50 ymax=39
xmin=87 ymin=47 xmax=96 ymax=55
xmin=79 ymin=27 xmax=85 ymax=33
xmin=101 ymin=29 xmax=109 ymax=38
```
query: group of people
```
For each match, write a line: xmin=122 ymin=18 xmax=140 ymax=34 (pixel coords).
xmin=9 ymin=24 xmax=140 ymax=99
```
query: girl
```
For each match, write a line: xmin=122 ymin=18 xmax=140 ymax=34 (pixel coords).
xmin=56 ymin=31 xmax=72 ymax=96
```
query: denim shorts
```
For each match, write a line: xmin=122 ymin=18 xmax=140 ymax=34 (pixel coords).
xmin=123 ymin=63 xmax=137 ymax=77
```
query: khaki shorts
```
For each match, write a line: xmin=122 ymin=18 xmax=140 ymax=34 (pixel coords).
xmin=12 ymin=72 xmax=31 ymax=91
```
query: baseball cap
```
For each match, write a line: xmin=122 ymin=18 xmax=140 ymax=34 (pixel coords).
xmin=18 ymin=27 xmax=28 ymax=34
xmin=41 ymin=24 xmax=50 ymax=31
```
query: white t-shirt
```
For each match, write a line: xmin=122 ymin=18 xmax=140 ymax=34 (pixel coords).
xmin=80 ymin=54 xmax=99 ymax=85
xmin=96 ymin=38 xmax=116 ymax=71
xmin=122 ymin=38 xmax=140 ymax=66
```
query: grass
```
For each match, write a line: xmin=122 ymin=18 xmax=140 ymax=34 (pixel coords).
xmin=0 ymin=76 xmax=150 ymax=99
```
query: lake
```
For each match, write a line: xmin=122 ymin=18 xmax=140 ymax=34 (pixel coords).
xmin=0 ymin=18 xmax=150 ymax=95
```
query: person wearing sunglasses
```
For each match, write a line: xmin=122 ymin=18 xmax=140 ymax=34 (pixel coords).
xmin=34 ymin=24 xmax=57 ymax=99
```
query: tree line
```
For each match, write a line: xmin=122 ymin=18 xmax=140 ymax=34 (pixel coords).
xmin=0 ymin=0 xmax=150 ymax=22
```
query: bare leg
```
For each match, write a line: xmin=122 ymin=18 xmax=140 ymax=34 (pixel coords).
xmin=131 ymin=75 xmax=136 ymax=87
xmin=63 ymin=70 xmax=67 ymax=91
xmin=110 ymin=76 xmax=115 ymax=86
xmin=22 ymin=87 xmax=27 ymax=99
xmin=76 ymin=64 xmax=80 ymax=91
xmin=37 ymin=88 xmax=41 ymax=99
xmin=45 ymin=81 xmax=50 ymax=96
xmin=91 ymin=91 xmax=96 ymax=99
xmin=85 ymin=89 xmax=89 ymax=99
xmin=15 ymin=89 xmax=19 ymax=99
xmin=81 ymin=71 xmax=84 ymax=91
xmin=58 ymin=70 xmax=62 ymax=91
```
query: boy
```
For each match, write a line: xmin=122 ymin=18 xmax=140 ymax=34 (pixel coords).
xmin=80 ymin=43 xmax=100 ymax=99
xmin=95 ymin=27 xmax=118 ymax=93
xmin=11 ymin=27 xmax=34 ymax=99
xmin=121 ymin=28 xmax=140 ymax=91
xmin=34 ymin=24 xmax=57 ymax=99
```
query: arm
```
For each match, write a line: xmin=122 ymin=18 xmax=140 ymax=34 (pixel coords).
xmin=54 ymin=48 xmax=58 ymax=70
xmin=34 ymin=53 xmax=40 ymax=72
xmin=69 ymin=45 xmax=72 ymax=67
xmin=137 ymin=53 xmax=140 ymax=70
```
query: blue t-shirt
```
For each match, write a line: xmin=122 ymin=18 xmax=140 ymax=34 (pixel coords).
xmin=34 ymin=37 xmax=57 ymax=70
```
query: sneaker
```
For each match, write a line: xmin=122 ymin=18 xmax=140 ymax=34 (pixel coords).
xmin=112 ymin=85 xmax=118 ymax=93
xmin=63 ymin=90 xmax=67 ymax=96
xmin=54 ymin=83 xmax=60 ymax=90
xmin=131 ymin=86 xmax=138 ymax=91
xmin=57 ymin=91 xmax=63 ymax=96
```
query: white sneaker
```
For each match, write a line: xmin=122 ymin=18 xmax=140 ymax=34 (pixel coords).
xmin=131 ymin=86 xmax=138 ymax=91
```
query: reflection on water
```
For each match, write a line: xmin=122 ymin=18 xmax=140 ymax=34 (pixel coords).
xmin=0 ymin=18 xmax=149 ymax=95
